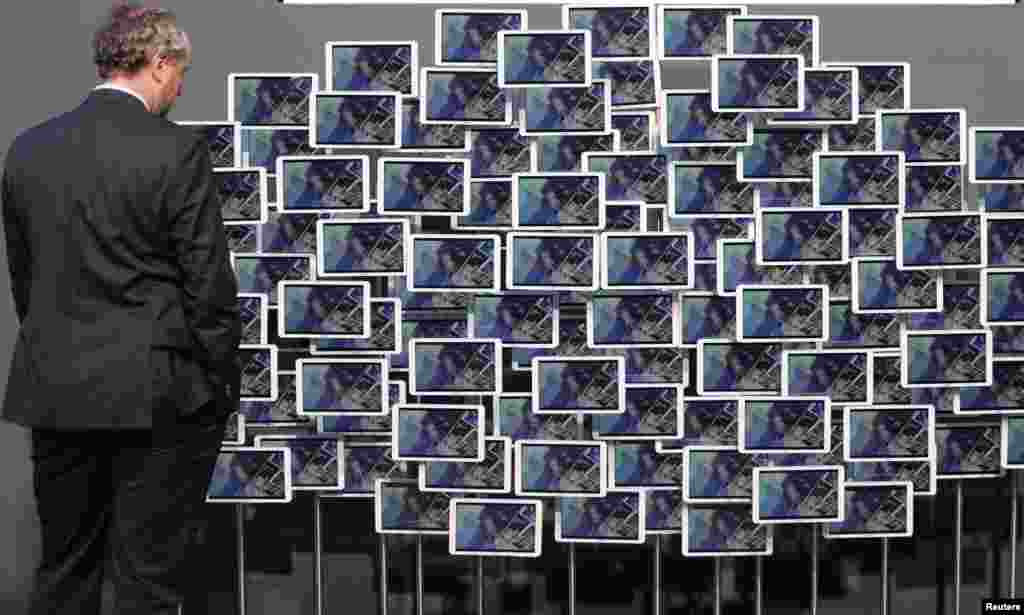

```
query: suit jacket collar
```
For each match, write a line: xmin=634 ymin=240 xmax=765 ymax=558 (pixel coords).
xmin=86 ymin=87 xmax=150 ymax=113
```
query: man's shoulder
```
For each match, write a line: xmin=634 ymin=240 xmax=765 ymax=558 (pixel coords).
xmin=7 ymin=102 xmax=203 ymax=169
xmin=5 ymin=111 xmax=72 ymax=167
xmin=137 ymin=112 xmax=207 ymax=154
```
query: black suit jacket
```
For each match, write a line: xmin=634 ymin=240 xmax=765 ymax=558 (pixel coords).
xmin=1 ymin=88 xmax=242 ymax=430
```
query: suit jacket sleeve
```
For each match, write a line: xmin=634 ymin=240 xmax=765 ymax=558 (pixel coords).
xmin=2 ymin=165 xmax=29 ymax=323
xmin=166 ymin=136 xmax=242 ymax=397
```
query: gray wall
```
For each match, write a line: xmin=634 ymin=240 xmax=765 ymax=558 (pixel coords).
xmin=0 ymin=1 xmax=1021 ymax=612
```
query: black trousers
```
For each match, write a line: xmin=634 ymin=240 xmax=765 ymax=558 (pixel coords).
xmin=27 ymin=403 xmax=229 ymax=615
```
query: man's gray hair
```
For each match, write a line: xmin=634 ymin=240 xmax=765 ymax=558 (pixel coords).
xmin=93 ymin=2 xmax=190 ymax=79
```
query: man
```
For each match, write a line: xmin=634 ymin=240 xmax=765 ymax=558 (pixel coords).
xmin=1 ymin=4 xmax=241 ymax=614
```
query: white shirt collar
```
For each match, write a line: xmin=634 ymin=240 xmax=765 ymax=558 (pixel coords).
xmin=93 ymin=82 xmax=150 ymax=112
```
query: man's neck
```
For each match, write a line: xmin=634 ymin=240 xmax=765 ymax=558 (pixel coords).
xmin=101 ymin=79 xmax=153 ymax=113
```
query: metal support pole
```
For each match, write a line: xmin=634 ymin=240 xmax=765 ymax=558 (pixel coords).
xmin=935 ymin=494 xmax=946 ymax=615
xmin=236 ymin=505 xmax=246 ymax=615
xmin=811 ymin=529 xmax=818 ymax=615
xmin=955 ymin=482 xmax=962 ymax=615
xmin=755 ymin=556 xmax=763 ymax=615
xmin=882 ymin=538 xmax=889 ymax=615
xmin=415 ymin=536 xmax=424 ymax=615
xmin=653 ymin=537 xmax=661 ymax=615
xmin=569 ymin=544 xmax=577 ymax=615
xmin=476 ymin=557 xmax=484 ymax=614
xmin=380 ymin=536 xmax=388 ymax=615
xmin=713 ymin=558 xmax=721 ymax=615
xmin=1013 ymin=473 xmax=1019 ymax=598
xmin=314 ymin=496 xmax=323 ymax=615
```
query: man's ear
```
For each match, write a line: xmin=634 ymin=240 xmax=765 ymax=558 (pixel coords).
xmin=151 ymin=54 xmax=173 ymax=83
xmin=148 ymin=58 xmax=164 ymax=84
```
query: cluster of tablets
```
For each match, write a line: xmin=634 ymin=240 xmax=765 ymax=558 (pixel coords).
xmin=187 ymin=4 xmax=1023 ymax=558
